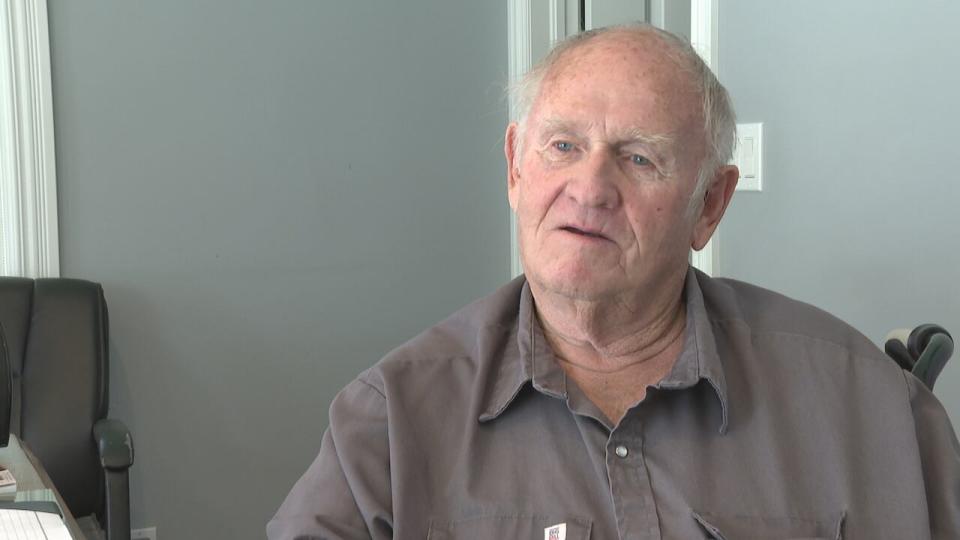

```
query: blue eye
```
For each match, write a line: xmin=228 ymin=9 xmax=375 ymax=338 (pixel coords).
xmin=631 ymin=154 xmax=650 ymax=166
xmin=554 ymin=141 xmax=573 ymax=152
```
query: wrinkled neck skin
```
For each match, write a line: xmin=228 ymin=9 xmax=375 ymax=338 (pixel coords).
xmin=529 ymin=267 xmax=688 ymax=374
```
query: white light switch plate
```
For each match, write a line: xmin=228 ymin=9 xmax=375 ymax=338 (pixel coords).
xmin=131 ymin=527 xmax=157 ymax=540
xmin=733 ymin=123 xmax=763 ymax=191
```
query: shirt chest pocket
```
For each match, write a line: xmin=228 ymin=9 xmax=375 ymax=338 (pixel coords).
xmin=427 ymin=515 xmax=592 ymax=540
xmin=692 ymin=511 xmax=846 ymax=540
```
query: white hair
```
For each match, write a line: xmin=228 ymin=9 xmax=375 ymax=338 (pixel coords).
xmin=508 ymin=23 xmax=736 ymax=216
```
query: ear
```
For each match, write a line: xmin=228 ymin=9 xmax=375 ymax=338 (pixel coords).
xmin=691 ymin=165 xmax=739 ymax=251
xmin=505 ymin=122 xmax=521 ymax=211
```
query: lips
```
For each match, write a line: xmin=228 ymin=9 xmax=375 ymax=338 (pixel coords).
xmin=560 ymin=225 xmax=609 ymax=241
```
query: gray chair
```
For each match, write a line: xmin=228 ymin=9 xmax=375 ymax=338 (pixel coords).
xmin=0 ymin=277 xmax=133 ymax=540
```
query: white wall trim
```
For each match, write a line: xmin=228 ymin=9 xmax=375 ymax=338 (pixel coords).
xmin=689 ymin=0 xmax=720 ymax=276
xmin=507 ymin=0 xmax=532 ymax=278
xmin=690 ymin=0 xmax=719 ymax=72
xmin=583 ymin=0 xmax=595 ymax=31
xmin=0 ymin=0 xmax=59 ymax=278
xmin=548 ymin=0 xmax=567 ymax=47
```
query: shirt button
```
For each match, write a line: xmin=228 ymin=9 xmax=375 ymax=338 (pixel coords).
xmin=615 ymin=444 xmax=629 ymax=458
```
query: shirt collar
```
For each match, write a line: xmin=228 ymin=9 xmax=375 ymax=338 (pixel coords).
xmin=478 ymin=281 xmax=557 ymax=422
xmin=657 ymin=267 xmax=729 ymax=433
xmin=478 ymin=267 xmax=729 ymax=434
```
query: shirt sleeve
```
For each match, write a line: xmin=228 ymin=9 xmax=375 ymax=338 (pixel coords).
xmin=267 ymin=376 xmax=393 ymax=540
xmin=906 ymin=372 xmax=960 ymax=538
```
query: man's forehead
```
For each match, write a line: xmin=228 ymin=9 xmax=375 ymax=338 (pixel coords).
xmin=549 ymin=31 xmax=688 ymax=81
xmin=528 ymin=34 xmax=702 ymax=129
xmin=536 ymin=117 xmax=676 ymax=146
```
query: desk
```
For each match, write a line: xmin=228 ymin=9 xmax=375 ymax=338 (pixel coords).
xmin=0 ymin=435 xmax=85 ymax=539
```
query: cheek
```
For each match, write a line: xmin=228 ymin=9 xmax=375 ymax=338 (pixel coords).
xmin=516 ymin=165 xmax=562 ymax=225
xmin=624 ymin=189 xmax=692 ymax=244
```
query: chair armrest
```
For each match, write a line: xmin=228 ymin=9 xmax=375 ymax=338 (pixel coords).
xmin=912 ymin=333 xmax=954 ymax=391
xmin=93 ymin=419 xmax=134 ymax=470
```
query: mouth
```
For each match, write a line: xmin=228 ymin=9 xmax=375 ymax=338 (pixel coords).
xmin=559 ymin=226 xmax=609 ymax=242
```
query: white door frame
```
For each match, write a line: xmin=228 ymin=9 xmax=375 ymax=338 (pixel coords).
xmin=506 ymin=0 xmax=531 ymax=278
xmin=507 ymin=0 xmax=720 ymax=277
xmin=0 ymin=0 xmax=60 ymax=278
xmin=687 ymin=0 xmax=719 ymax=275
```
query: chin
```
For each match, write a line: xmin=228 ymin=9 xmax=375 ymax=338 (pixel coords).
xmin=528 ymin=263 xmax=620 ymax=301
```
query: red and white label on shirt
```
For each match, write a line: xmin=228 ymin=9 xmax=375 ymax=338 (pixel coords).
xmin=544 ymin=522 xmax=566 ymax=540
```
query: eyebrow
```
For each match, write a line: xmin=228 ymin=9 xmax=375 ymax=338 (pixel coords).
xmin=537 ymin=118 xmax=676 ymax=148
xmin=620 ymin=127 xmax=676 ymax=147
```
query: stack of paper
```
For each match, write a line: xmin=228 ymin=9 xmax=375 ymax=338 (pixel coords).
xmin=0 ymin=508 xmax=71 ymax=539
xmin=0 ymin=468 xmax=15 ymax=501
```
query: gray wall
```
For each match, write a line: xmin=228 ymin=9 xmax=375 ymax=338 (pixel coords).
xmin=717 ymin=2 xmax=960 ymax=424
xmin=48 ymin=2 xmax=509 ymax=538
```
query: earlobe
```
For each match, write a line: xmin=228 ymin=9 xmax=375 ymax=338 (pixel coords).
xmin=691 ymin=165 xmax=739 ymax=250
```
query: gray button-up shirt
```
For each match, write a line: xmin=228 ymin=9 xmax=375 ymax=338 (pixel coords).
xmin=268 ymin=268 xmax=960 ymax=539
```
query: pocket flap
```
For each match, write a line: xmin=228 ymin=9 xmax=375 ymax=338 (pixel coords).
xmin=428 ymin=514 xmax=592 ymax=540
xmin=692 ymin=510 xmax=846 ymax=540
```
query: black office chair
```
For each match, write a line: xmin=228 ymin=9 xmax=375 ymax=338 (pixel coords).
xmin=0 ymin=278 xmax=133 ymax=540
xmin=885 ymin=324 xmax=954 ymax=391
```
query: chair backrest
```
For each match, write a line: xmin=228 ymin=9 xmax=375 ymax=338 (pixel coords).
xmin=0 ymin=277 xmax=108 ymax=521
xmin=0 ymin=322 xmax=10 ymax=447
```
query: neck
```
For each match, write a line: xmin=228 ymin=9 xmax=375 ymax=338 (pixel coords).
xmin=529 ymin=269 xmax=688 ymax=372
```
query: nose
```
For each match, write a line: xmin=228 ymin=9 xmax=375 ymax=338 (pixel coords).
xmin=565 ymin=147 xmax=621 ymax=209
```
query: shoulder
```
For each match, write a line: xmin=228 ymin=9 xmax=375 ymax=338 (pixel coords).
xmin=356 ymin=276 xmax=525 ymax=397
xmin=696 ymin=271 xmax=920 ymax=426
xmin=694 ymin=272 xmax=910 ymax=399
xmin=699 ymin=272 xmax=885 ymax=361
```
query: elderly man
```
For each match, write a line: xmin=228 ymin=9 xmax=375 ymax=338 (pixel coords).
xmin=269 ymin=24 xmax=960 ymax=539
